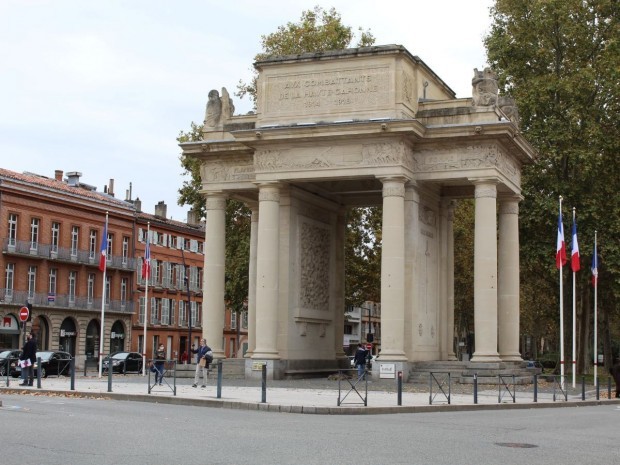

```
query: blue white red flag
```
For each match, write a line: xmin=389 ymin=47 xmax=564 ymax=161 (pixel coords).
xmin=556 ymin=206 xmax=567 ymax=269
xmin=591 ymin=243 xmax=598 ymax=287
xmin=142 ymin=237 xmax=151 ymax=280
xmin=99 ymin=223 xmax=108 ymax=272
xmin=571 ymin=220 xmax=580 ymax=272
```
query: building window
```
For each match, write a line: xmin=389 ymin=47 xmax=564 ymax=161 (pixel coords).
xmin=68 ymin=271 xmax=77 ymax=303
xmin=28 ymin=266 xmax=37 ymax=299
xmin=190 ymin=301 xmax=198 ymax=327
xmin=170 ymin=300 xmax=175 ymax=326
xmin=8 ymin=214 xmax=18 ymax=247
xmin=89 ymin=230 xmax=97 ymax=259
xmin=231 ymin=311 xmax=237 ymax=330
xmin=51 ymin=222 xmax=60 ymax=253
xmin=139 ymin=297 xmax=146 ymax=325
xmin=30 ymin=218 xmax=40 ymax=251
xmin=105 ymin=276 xmax=111 ymax=303
xmin=120 ymin=278 xmax=128 ymax=307
xmin=87 ymin=273 xmax=95 ymax=305
xmin=48 ymin=268 xmax=57 ymax=298
xmin=71 ymin=226 xmax=79 ymax=256
xmin=4 ymin=263 xmax=14 ymax=298
xmin=122 ymin=237 xmax=129 ymax=265
xmin=178 ymin=300 xmax=186 ymax=326
xmin=163 ymin=262 xmax=173 ymax=288
xmin=161 ymin=299 xmax=170 ymax=325
xmin=106 ymin=232 xmax=113 ymax=265
xmin=150 ymin=298 xmax=159 ymax=325
xmin=242 ymin=311 xmax=248 ymax=329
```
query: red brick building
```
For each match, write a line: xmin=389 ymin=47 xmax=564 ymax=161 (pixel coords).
xmin=0 ymin=169 xmax=135 ymax=366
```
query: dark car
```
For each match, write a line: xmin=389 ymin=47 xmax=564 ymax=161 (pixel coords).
xmin=34 ymin=351 xmax=73 ymax=378
xmin=0 ymin=349 xmax=21 ymax=377
xmin=102 ymin=352 xmax=143 ymax=374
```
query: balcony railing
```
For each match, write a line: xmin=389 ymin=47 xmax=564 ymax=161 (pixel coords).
xmin=3 ymin=238 xmax=136 ymax=270
xmin=0 ymin=288 xmax=133 ymax=314
xmin=136 ymin=274 xmax=202 ymax=293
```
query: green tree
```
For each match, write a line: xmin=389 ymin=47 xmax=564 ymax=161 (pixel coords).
xmin=237 ymin=5 xmax=374 ymax=104
xmin=178 ymin=7 xmax=378 ymax=310
xmin=484 ymin=0 xmax=620 ymax=369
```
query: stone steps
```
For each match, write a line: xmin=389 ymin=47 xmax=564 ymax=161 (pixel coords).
xmin=174 ymin=358 xmax=246 ymax=379
xmin=408 ymin=361 xmax=540 ymax=385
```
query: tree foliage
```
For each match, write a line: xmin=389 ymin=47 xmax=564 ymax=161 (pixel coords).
xmin=484 ymin=0 xmax=620 ymax=366
xmin=236 ymin=5 xmax=374 ymax=103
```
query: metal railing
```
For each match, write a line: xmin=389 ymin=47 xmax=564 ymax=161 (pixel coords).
xmin=0 ymin=289 xmax=133 ymax=313
xmin=3 ymin=238 xmax=135 ymax=270
xmin=337 ymin=369 xmax=368 ymax=406
xmin=429 ymin=372 xmax=451 ymax=405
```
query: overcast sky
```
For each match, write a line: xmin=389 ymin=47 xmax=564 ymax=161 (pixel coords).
xmin=0 ymin=0 xmax=494 ymax=221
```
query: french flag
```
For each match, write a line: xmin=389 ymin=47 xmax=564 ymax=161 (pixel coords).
xmin=142 ymin=238 xmax=151 ymax=280
xmin=99 ymin=223 xmax=108 ymax=272
xmin=591 ymin=242 xmax=598 ymax=287
xmin=571 ymin=220 xmax=580 ymax=272
xmin=556 ymin=207 xmax=567 ymax=269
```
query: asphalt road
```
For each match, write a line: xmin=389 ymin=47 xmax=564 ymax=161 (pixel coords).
xmin=2 ymin=393 xmax=618 ymax=465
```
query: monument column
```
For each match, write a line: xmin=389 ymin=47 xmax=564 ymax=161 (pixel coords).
xmin=252 ymin=183 xmax=281 ymax=360
xmin=334 ymin=208 xmax=347 ymax=359
xmin=204 ymin=192 xmax=226 ymax=359
xmin=379 ymin=177 xmax=407 ymax=360
xmin=245 ymin=204 xmax=258 ymax=357
xmin=446 ymin=200 xmax=457 ymax=360
xmin=471 ymin=180 xmax=501 ymax=362
xmin=498 ymin=196 xmax=522 ymax=361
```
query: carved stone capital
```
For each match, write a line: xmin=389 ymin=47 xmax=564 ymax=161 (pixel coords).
xmin=205 ymin=194 xmax=226 ymax=211
xmin=258 ymin=184 xmax=280 ymax=203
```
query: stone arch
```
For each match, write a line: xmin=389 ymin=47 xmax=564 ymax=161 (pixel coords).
xmin=110 ymin=320 xmax=126 ymax=354
xmin=59 ymin=317 xmax=78 ymax=356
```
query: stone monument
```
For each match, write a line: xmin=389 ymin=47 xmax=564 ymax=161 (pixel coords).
xmin=182 ymin=45 xmax=536 ymax=380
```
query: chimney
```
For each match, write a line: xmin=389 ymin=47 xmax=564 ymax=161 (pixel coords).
xmin=134 ymin=197 xmax=142 ymax=213
xmin=187 ymin=209 xmax=199 ymax=225
xmin=54 ymin=170 xmax=63 ymax=181
xmin=66 ymin=171 xmax=82 ymax=186
xmin=108 ymin=179 xmax=115 ymax=197
xmin=154 ymin=201 xmax=167 ymax=218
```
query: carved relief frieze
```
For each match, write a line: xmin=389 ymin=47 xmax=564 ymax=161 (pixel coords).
xmin=362 ymin=141 xmax=414 ymax=171
xmin=200 ymin=158 xmax=255 ymax=183
xmin=413 ymin=143 xmax=520 ymax=186
xmin=401 ymin=70 xmax=413 ymax=105
xmin=419 ymin=207 xmax=437 ymax=227
xmin=299 ymin=219 xmax=330 ymax=311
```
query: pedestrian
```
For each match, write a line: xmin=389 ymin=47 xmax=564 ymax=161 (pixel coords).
xmin=154 ymin=343 xmax=166 ymax=385
xmin=180 ymin=350 xmax=188 ymax=365
xmin=353 ymin=343 xmax=367 ymax=379
xmin=610 ymin=359 xmax=620 ymax=399
xmin=191 ymin=338 xmax=212 ymax=388
xmin=19 ymin=331 xmax=37 ymax=387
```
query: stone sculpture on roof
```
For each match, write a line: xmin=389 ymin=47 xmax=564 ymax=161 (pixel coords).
xmin=471 ymin=67 xmax=498 ymax=107
xmin=204 ymin=87 xmax=235 ymax=130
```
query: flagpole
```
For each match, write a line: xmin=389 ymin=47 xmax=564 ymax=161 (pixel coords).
xmin=558 ymin=197 xmax=565 ymax=388
xmin=571 ymin=207 xmax=576 ymax=388
xmin=593 ymin=231 xmax=598 ymax=384
xmin=98 ymin=212 xmax=109 ymax=378
xmin=142 ymin=222 xmax=150 ymax=376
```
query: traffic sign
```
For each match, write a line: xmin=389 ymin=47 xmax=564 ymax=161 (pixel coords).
xmin=366 ymin=343 xmax=372 ymax=350
xmin=19 ymin=306 xmax=30 ymax=322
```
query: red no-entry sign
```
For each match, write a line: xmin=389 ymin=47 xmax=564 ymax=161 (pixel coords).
xmin=19 ymin=306 xmax=29 ymax=322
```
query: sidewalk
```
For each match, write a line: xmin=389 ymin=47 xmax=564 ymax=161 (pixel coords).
xmin=1 ymin=374 xmax=618 ymax=415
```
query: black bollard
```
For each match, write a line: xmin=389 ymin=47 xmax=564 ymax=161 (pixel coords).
xmin=36 ymin=356 xmax=42 ymax=389
xmin=397 ymin=371 xmax=402 ymax=406
xmin=217 ymin=360 xmax=223 ymax=399
xmin=261 ymin=363 xmax=267 ymax=403
xmin=473 ymin=373 xmax=478 ymax=404
xmin=596 ymin=377 xmax=600 ymax=400
xmin=107 ymin=358 xmax=113 ymax=393
xmin=608 ymin=376 xmax=612 ymax=399
xmin=533 ymin=374 xmax=538 ymax=403
xmin=70 ymin=358 xmax=75 ymax=391
xmin=581 ymin=376 xmax=585 ymax=401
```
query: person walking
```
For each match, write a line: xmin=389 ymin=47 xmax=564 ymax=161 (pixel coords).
xmin=353 ymin=343 xmax=367 ymax=379
xmin=191 ymin=338 xmax=212 ymax=388
xmin=154 ymin=343 xmax=166 ymax=385
xmin=19 ymin=331 xmax=37 ymax=387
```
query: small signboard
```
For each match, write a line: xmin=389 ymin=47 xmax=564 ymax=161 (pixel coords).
xmin=252 ymin=361 xmax=266 ymax=371
xmin=379 ymin=363 xmax=396 ymax=379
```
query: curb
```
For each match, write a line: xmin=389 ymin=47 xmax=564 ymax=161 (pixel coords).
xmin=2 ymin=387 xmax=619 ymax=415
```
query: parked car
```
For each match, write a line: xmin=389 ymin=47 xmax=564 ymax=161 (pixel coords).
xmin=0 ymin=349 xmax=21 ymax=377
xmin=102 ymin=352 xmax=143 ymax=374
xmin=15 ymin=351 xmax=73 ymax=378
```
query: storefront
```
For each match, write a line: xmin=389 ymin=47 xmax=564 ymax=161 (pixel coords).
xmin=110 ymin=320 xmax=125 ymax=354
xmin=59 ymin=318 xmax=77 ymax=356
xmin=0 ymin=313 xmax=21 ymax=348
xmin=85 ymin=319 xmax=99 ymax=360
